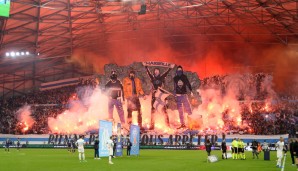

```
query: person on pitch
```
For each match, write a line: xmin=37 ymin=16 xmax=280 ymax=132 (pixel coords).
xmin=113 ymin=136 xmax=117 ymax=158
xmin=238 ymin=139 xmax=246 ymax=160
xmin=126 ymin=138 xmax=132 ymax=156
xmin=94 ymin=137 xmax=100 ymax=159
xmin=205 ymin=139 xmax=212 ymax=156
xmin=276 ymin=137 xmax=285 ymax=168
xmin=16 ymin=138 xmax=21 ymax=151
xmin=221 ymin=139 xmax=227 ymax=159
xmin=76 ymin=135 xmax=87 ymax=162
xmin=105 ymin=70 xmax=125 ymax=125
xmin=290 ymin=138 xmax=296 ymax=166
xmin=144 ymin=64 xmax=174 ymax=130
xmin=173 ymin=65 xmax=193 ymax=129
xmin=4 ymin=138 xmax=10 ymax=152
xmin=293 ymin=138 xmax=298 ymax=170
xmin=251 ymin=139 xmax=259 ymax=159
xmin=107 ymin=136 xmax=114 ymax=164
xmin=123 ymin=70 xmax=146 ymax=129
xmin=231 ymin=138 xmax=238 ymax=159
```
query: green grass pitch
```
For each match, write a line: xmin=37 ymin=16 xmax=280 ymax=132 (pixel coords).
xmin=0 ymin=149 xmax=297 ymax=171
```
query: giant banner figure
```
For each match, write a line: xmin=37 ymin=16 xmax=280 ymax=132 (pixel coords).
xmin=99 ymin=120 xmax=112 ymax=157
xmin=143 ymin=62 xmax=175 ymax=130
xmin=130 ymin=124 xmax=140 ymax=156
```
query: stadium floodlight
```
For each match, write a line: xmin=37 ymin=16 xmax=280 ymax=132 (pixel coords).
xmin=10 ymin=52 xmax=15 ymax=57
xmin=5 ymin=51 xmax=31 ymax=57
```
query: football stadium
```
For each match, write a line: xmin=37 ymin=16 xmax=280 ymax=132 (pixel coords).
xmin=0 ymin=0 xmax=298 ymax=171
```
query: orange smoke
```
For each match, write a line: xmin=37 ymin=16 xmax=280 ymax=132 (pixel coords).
xmin=69 ymin=29 xmax=298 ymax=94
xmin=16 ymin=105 xmax=34 ymax=133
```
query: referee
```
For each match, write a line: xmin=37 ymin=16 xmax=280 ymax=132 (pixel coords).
xmin=232 ymin=138 xmax=238 ymax=160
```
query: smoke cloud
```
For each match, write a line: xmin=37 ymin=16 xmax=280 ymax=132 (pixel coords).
xmin=16 ymin=105 xmax=34 ymax=133
xmin=70 ymin=27 xmax=298 ymax=94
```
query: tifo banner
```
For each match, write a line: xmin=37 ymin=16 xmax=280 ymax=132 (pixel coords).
xmin=142 ymin=61 xmax=174 ymax=68
xmin=98 ymin=120 xmax=112 ymax=157
xmin=40 ymin=76 xmax=94 ymax=91
xmin=116 ymin=123 xmax=123 ymax=157
xmin=130 ymin=125 xmax=140 ymax=156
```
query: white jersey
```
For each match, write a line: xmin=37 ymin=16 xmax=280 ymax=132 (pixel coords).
xmin=107 ymin=139 xmax=114 ymax=156
xmin=76 ymin=139 xmax=85 ymax=153
xmin=276 ymin=141 xmax=284 ymax=158
xmin=276 ymin=141 xmax=284 ymax=151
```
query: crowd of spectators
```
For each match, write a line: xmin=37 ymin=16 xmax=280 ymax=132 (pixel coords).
xmin=0 ymin=77 xmax=97 ymax=134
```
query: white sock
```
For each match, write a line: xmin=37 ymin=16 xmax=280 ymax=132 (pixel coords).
xmin=79 ymin=153 xmax=82 ymax=160
xmin=277 ymin=157 xmax=282 ymax=166
xmin=109 ymin=156 xmax=112 ymax=162
xmin=82 ymin=153 xmax=85 ymax=160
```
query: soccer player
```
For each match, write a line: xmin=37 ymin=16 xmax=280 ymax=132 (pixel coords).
xmin=127 ymin=138 xmax=132 ymax=156
xmin=144 ymin=64 xmax=173 ymax=130
xmin=221 ymin=139 xmax=227 ymax=159
xmin=94 ymin=137 xmax=100 ymax=159
xmin=262 ymin=140 xmax=269 ymax=151
xmin=205 ymin=139 xmax=212 ymax=156
xmin=123 ymin=70 xmax=145 ymax=129
xmin=71 ymin=138 xmax=76 ymax=153
xmin=107 ymin=136 xmax=114 ymax=164
xmin=5 ymin=138 xmax=10 ymax=152
xmin=76 ymin=135 xmax=86 ymax=162
xmin=173 ymin=66 xmax=193 ymax=129
xmin=67 ymin=139 xmax=71 ymax=152
xmin=252 ymin=139 xmax=259 ymax=159
xmin=231 ymin=138 xmax=238 ymax=159
xmin=113 ymin=136 xmax=117 ymax=158
xmin=105 ymin=70 xmax=125 ymax=125
xmin=276 ymin=137 xmax=285 ymax=168
xmin=16 ymin=138 xmax=21 ymax=151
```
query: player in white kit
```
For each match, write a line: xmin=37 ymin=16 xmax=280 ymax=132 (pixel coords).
xmin=276 ymin=137 xmax=285 ymax=168
xmin=76 ymin=135 xmax=87 ymax=162
xmin=107 ymin=136 xmax=114 ymax=164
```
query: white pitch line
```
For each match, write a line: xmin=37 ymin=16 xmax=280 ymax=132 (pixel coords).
xmin=281 ymin=153 xmax=286 ymax=171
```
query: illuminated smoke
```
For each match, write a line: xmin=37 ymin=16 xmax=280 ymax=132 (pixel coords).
xmin=45 ymin=71 xmax=281 ymax=134
xmin=48 ymin=87 xmax=110 ymax=134
xmin=16 ymin=105 xmax=34 ymax=133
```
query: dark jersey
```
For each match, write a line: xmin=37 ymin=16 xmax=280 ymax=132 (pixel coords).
xmin=173 ymin=74 xmax=192 ymax=94
xmin=105 ymin=79 xmax=124 ymax=100
xmin=127 ymin=141 xmax=132 ymax=149
xmin=205 ymin=142 xmax=212 ymax=152
xmin=5 ymin=140 xmax=10 ymax=147
xmin=221 ymin=142 xmax=227 ymax=150
xmin=293 ymin=141 xmax=298 ymax=156
xmin=145 ymin=67 xmax=171 ymax=90
xmin=71 ymin=139 xmax=76 ymax=148
xmin=94 ymin=140 xmax=99 ymax=150
xmin=289 ymin=142 xmax=295 ymax=152
xmin=113 ymin=138 xmax=117 ymax=149
xmin=17 ymin=140 xmax=20 ymax=146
